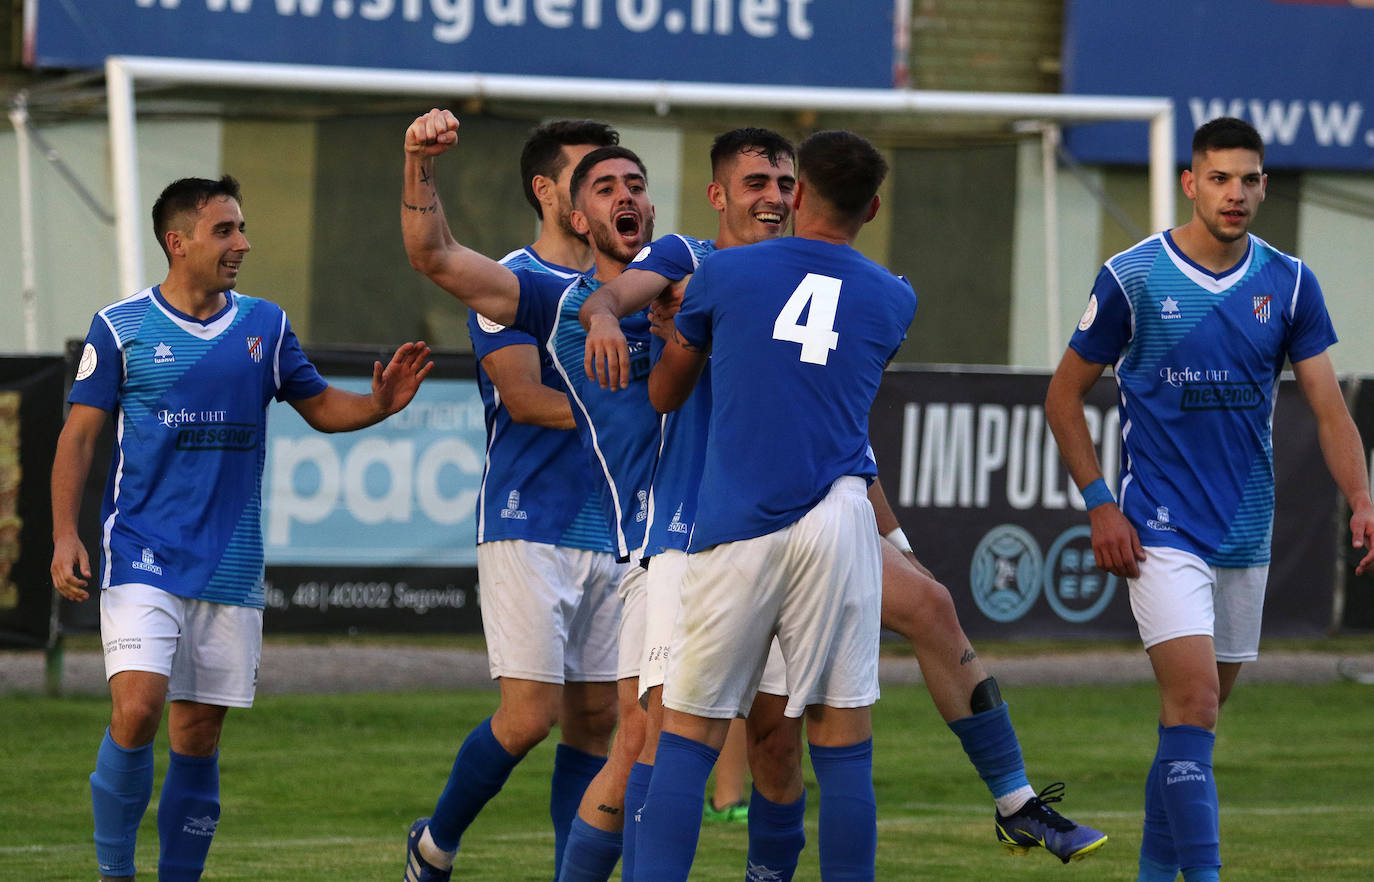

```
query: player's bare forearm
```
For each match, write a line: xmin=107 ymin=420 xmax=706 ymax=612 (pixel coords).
xmin=294 ymin=342 xmax=432 ymax=432
xmin=1045 ymin=350 xmax=1110 ymax=489
xmin=50 ymin=405 xmax=104 ymax=600
xmin=484 ymin=345 xmax=576 ymax=429
xmin=648 ymin=330 xmax=707 ymax=413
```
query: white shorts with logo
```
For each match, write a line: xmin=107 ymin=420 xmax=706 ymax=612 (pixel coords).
xmin=477 ymin=540 xmax=625 ymax=684
xmin=100 ymin=583 xmax=263 ymax=708
xmin=663 ymin=476 xmax=882 ymax=720
xmin=617 ymin=563 xmax=648 ymax=681
xmin=641 ymin=549 xmax=786 ymax=710
xmin=1128 ymin=545 xmax=1269 ymax=663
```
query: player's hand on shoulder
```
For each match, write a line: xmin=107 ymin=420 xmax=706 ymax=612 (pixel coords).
xmin=1088 ymin=504 xmax=1145 ymax=579
xmin=405 ymin=109 xmax=460 ymax=157
xmin=50 ymin=534 xmax=91 ymax=602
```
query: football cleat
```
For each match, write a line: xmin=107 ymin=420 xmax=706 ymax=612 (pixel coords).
xmin=994 ymin=782 xmax=1108 ymax=863
xmin=404 ymin=817 xmax=454 ymax=882
xmin=702 ymin=798 xmax=749 ymax=823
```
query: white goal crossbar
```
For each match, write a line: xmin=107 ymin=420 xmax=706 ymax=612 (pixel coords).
xmin=103 ymin=56 xmax=1174 ymax=359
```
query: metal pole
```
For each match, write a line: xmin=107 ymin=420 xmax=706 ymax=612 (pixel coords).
xmin=8 ymin=95 xmax=40 ymax=353
xmin=1149 ymin=109 xmax=1177 ymax=234
xmin=106 ymin=57 xmax=144 ymax=300
xmin=1042 ymin=123 xmax=1061 ymax=368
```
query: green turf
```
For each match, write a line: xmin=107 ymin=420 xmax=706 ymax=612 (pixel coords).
xmin=3 ymin=682 xmax=1372 ymax=880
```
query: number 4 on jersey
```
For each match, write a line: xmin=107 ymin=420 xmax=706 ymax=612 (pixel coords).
xmin=772 ymin=273 xmax=841 ymax=365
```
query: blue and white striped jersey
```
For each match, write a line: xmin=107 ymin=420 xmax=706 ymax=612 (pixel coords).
xmin=68 ymin=287 xmax=327 ymax=608
xmin=1070 ymin=231 xmax=1337 ymax=566
xmin=630 ymin=234 xmax=716 ymax=558
xmin=464 ymin=247 xmax=613 ymax=552
xmin=674 ymin=237 xmax=916 ymax=551
xmin=512 ymin=270 xmax=660 ymax=561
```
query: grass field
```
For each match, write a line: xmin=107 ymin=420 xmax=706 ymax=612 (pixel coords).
xmin=3 ymin=680 xmax=1372 ymax=880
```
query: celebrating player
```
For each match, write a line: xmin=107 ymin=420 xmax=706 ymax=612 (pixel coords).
xmin=401 ymin=109 xmax=661 ymax=882
xmin=427 ymin=117 xmax=627 ymax=882
xmin=50 ymin=175 xmax=432 ymax=882
xmin=1046 ymin=116 xmax=1374 ymax=882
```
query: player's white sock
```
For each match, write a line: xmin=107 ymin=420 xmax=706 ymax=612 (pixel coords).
xmin=418 ymin=826 xmax=456 ymax=870
xmin=994 ymin=785 xmax=1036 ymax=817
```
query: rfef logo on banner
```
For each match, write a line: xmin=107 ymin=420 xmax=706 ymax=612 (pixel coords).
xmin=28 ymin=0 xmax=899 ymax=89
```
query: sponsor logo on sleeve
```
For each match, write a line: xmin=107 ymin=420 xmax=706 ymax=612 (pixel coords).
xmin=76 ymin=343 xmax=98 ymax=381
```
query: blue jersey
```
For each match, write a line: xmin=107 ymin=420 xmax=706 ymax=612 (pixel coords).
xmin=1070 ymin=232 xmax=1337 ymax=566
xmin=513 ymin=271 xmax=660 ymax=561
xmin=68 ymin=287 xmax=328 ymax=608
xmin=464 ymin=248 xmax=613 ymax=552
xmin=631 ymin=235 xmax=717 ymax=557
xmin=674 ymin=237 xmax=917 ymax=550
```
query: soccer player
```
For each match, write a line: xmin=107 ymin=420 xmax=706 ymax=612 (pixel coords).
xmin=401 ymin=109 xmax=661 ymax=882
xmin=49 ymin=175 xmax=432 ymax=882
xmin=443 ymin=118 xmax=626 ymax=881
xmin=583 ymin=131 xmax=1107 ymax=876
xmin=633 ymin=129 xmax=915 ymax=880
xmin=1045 ymin=117 xmax=1374 ymax=882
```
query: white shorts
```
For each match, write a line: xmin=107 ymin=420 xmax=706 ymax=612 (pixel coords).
xmin=617 ymin=563 xmax=648 ymax=681
xmin=100 ymin=583 xmax=263 ymax=708
xmin=663 ymin=477 xmax=882 ymax=720
xmin=640 ymin=549 xmax=788 ymax=710
xmin=1128 ymin=546 xmax=1268 ymax=663
xmin=477 ymin=540 xmax=624 ymax=684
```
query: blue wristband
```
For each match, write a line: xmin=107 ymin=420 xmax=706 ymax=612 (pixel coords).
xmin=1080 ymin=478 xmax=1115 ymax=510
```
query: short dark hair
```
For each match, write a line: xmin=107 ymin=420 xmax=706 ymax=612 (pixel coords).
xmin=1192 ymin=117 xmax=1265 ymax=163
xmin=520 ymin=120 xmax=620 ymax=219
xmin=709 ymin=127 xmax=795 ymax=178
xmin=151 ymin=175 xmax=242 ymax=259
xmin=796 ymin=130 xmax=888 ymax=220
xmin=568 ymin=146 xmax=648 ymax=208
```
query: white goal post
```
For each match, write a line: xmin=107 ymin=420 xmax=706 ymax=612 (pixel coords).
xmin=103 ymin=55 xmax=1174 ymax=361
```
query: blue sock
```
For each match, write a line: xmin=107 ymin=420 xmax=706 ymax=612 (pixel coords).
xmin=1140 ymin=724 xmax=1179 ymax=881
xmin=636 ymin=731 xmax=718 ymax=882
xmin=745 ymin=784 xmax=806 ymax=882
xmin=1158 ymin=725 xmax=1220 ymax=875
xmin=621 ymin=761 xmax=653 ymax=882
xmin=1182 ymin=868 xmax=1220 ymax=882
xmin=156 ymin=749 xmax=220 ymax=882
xmin=551 ymin=744 xmax=606 ymax=878
xmin=947 ymin=704 xmax=1032 ymax=802
xmin=555 ymin=817 xmax=621 ymax=882
xmin=809 ymin=739 xmax=876 ymax=882
xmin=90 ymin=729 xmax=154 ymax=878
xmin=429 ymin=717 xmax=522 ymax=853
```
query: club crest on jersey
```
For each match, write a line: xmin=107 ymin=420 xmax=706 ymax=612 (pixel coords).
xmin=1253 ymin=294 xmax=1272 ymax=323
xmin=246 ymin=335 xmax=263 ymax=363
xmin=153 ymin=342 xmax=175 ymax=364
xmin=1159 ymin=295 xmax=1182 ymax=321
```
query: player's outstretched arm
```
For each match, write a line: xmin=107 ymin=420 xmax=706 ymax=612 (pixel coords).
xmin=291 ymin=341 xmax=434 ymax=433
xmin=1046 ymin=347 xmax=1145 ymax=578
xmin=580 ymin=268 xmax=673 ymax=390
xmin=50 ymin=403 xmax=107 ymax=602
xmin=402 ymin=109 xmax=521 ymax=325
xmin=1293 ymin=351 xmax=1374 ymax=575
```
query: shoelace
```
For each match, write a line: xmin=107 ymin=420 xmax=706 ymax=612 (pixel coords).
xmin=1019 ymin=782 xmax=1077 ymax=832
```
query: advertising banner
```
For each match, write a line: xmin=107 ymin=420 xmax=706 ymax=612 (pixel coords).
xmin=0 ymin=357 xmax=67 ymax=649
xmin=29 ymin=0 xmax=899 ymax=89
xmin=1063 ymin=0 xmax=1374 ymax=170
xmin=870 ymin=368 xmax=1336 ymax=641
xmin=261 ymin=350 xmax=485 ymax=633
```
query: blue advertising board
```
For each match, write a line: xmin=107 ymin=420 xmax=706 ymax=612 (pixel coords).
xmin=1063 ymin=0 xmax=1374 ymax=170
xmin=29 ymin=0 xmax=898 ymax=89
xmin=262 ymin=376 xmax=487 ymax=567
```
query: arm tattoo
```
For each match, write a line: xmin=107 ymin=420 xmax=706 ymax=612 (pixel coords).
xmin=671 ymin=325 xmax=706 ymax=354
xmin=402 ymin=198 xmax=439 ymax=215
